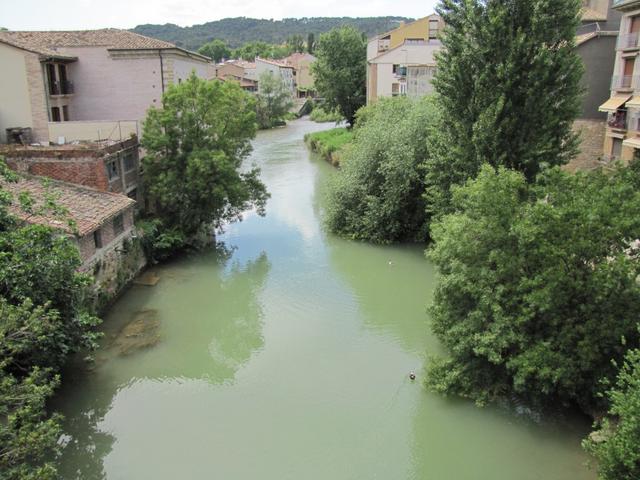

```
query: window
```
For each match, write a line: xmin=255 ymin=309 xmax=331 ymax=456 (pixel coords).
xmin=107 ymin=161 xmax=119 ymax=180
xmin=127 ymin=189 xmax=137 ymax=201
xmin=405 ymin=38 xmax=425 ymax=45
xmin=123 ymin=152 xmax=136 ymax=172
xmin=93 ymin=229 xmax=102 ymax=249
xmin=392 ymin=65 xmax=407 ymax=77
xmin=51 ymin=107 xmax=61 ymax=122
xmin=62 ymin=105 xmax=69 ymax=121
xmin=429 ymin=20 xmax=440 ymax=40
xmin=113 ymin=214 xmax=124 ymax=236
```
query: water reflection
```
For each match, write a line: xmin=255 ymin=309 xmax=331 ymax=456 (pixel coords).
xmin=54 ymin=248 xmax=271 ymax=478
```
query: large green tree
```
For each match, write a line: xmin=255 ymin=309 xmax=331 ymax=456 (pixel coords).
xmin=325 ymin=96 xmax=435 ymax=242
xmin=425 ymin=164 xmax=640 ymax=411
xmin=584 ymin=343 xmax=640 ymax=480
xmin=255 ymin=71 xmax=294 ymax=129
xmin=198 ymin=39 xmax=231 ymax=63
xmin=311 ymin=26 xmax=366 ymax=126
xmin=142 ymin=73 xmax=269 ymax=256
xmin=425 ymin=0 xmax=584 ymax=216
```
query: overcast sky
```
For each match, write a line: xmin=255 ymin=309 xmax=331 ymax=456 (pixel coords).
xmin=1 ymin=0 xmax=440 ymax=31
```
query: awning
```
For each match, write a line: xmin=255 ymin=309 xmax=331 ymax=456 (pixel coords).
xmin=599 ymin=95 xmax=632 ymax=112
xmin=626 ymin=96 xmax=640 ymax=108
xmin=623 ymin=137 xmax=640 ymax=149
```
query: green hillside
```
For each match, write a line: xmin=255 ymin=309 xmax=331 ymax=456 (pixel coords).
xmin=131 ymin=16 xmax=414 ymax=51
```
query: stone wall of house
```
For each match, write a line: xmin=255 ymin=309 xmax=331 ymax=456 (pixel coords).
xmin=566 ymin=119 xmax=607 ymax=173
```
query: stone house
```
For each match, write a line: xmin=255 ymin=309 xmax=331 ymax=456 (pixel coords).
xmin=0 ymin=136 xmax=141 ymax=202
xmin=282 ymin=52 xmax=317 ymax=98
xmin=366 ymin=14 xmax=444 ymax=103
xmin=215 ymin=62 xmax=258 ymax=92
xmin=0 ymin=29 xmax=215 ymax=144
xmin=1 ymin=174 xmax=137 ymax=270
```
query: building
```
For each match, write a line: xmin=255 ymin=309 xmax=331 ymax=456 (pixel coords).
xmin=577 ymin=0 xmax=621 ymax=119
xmin=1 ymin=174 xmax=136 ymax=270
xmin=282 ymin=52 xmax=317 ymax=97
xmin=255 ymin=57 xmax=295 ymax=95
xmin=0 ymin=137 xmax=141 ymax=202
xmin=366 ymin=15 xmax=444 ymax=103
xmin=598 ymin=0 xmax=640 ymax=162
xmin=215 ymin=61 xmax=258 ymax=92
xmin=0 ymin=29 xmax=215 ymax=144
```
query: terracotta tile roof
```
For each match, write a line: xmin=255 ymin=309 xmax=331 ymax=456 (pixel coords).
xmin=581 ymin=6 xmax=607 ymax=21
xmin=256 ymin=57 xmax=293 ymax=68
xmin=1 ymin=175 xmax=134 ymax=236
xmin=0 ymin=29 xmax=182 ymax=58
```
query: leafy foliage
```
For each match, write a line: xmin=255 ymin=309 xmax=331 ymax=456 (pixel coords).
xmin=425 ymin=164 xmax=640 ymax=411
xmin=142 ymin=73 xmax=269 ymax=257
xmin=425 ymin=0 xmax=583 ymax=216
xmin=311 ymin=26 xmax=366 ymax=126
xmin=232 ymin=41 xmax=292 ymax=61
xmin=584 ymin=344 xmax=640 ymax=480
xmin=198 ymin=39 xmax=232 ymax=62
xmin=255 ymin=71 xmax=294 ymax=129
xmin=324 ymin=97 xmax=435 ymax=243
xmin=0 ymin=158 xmax=102 ymax=478
xmin=131 ymin=17 xmax=411 ymax=51
xmin=309 ymin=106 xmax=343 ymax=123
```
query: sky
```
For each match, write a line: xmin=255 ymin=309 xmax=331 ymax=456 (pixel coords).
xmin=1 ymin=0 xmax=439 ymax=31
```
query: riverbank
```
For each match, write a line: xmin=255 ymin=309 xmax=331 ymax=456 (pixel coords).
xmin=304 ymin=127 xmax=352 ymax=166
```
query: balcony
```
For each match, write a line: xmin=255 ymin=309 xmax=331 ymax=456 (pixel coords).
xmin=608 ymin=110 xmax=628 ymax=130
xmin=611 ymin=75 xmax=638 ymax=90
xmin=49 ymin=80 xmax=74 ymax=96
xmin=619 ymin=32 xmax=640 ymax=50
xmin=613 ymin=0 xmax=640 ymax=11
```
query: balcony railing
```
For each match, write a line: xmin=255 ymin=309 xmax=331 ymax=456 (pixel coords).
xmin=49 ymin=80 xmax=74 ymax=96
xmin=619 ymin=33 xmax=640 ymax=49
xmin=611 ymin=75 xmax=638 ymax=90
xmin=608 ymin=110 xmax=628 ymax=130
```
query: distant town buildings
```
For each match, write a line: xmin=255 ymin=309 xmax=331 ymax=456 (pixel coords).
xmin=366 ymin=14 xmax=445 ymax=103
xmin=282 ymin=52 xmax=317 ymax=97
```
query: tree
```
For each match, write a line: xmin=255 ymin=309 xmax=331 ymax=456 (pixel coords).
xmin=0 ymin=159 xmax=102 ymax=478
xmin=311 ymin=26 xmax=366 ymax=126
xmin=287 ymin=34 xmax=305 ymax=53
xmin=142 ymin=73 xmax=269 ymax=257
xmin=584 ymin=343 xmax=640 ymax=480
xmin=425 ymin=164 xmax=640 ymax=411
xmin=307 ymin=32 xmax=315 ymax=54
xmin=198 ymin=39 xmax=231 ymax=63
xmin=424 ymin=0 xmax=583 ymax=217
xmin=255 ymin=71 xmax=294 ymax=129
xmin=325 ymin=96 xmax=435 ymax=243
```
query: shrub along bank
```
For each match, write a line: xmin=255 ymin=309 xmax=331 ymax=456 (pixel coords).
xmin=304 ymin=127 xmax=353 ymax=166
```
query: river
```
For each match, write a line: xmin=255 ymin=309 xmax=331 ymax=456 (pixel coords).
xmin=54 ymin=118 xmax=596 ymax=479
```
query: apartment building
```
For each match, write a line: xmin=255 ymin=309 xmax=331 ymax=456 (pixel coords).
xmin=282 ymin=52 xmax=317 ymax=98
xmin=599 ymin=0 xmax=640 ymax=162
xmin=0 ymin=29 xmax=214 ymax=144
xmin=255 ymin=57 xmax=295 ymax=96
xmin=366 ymin=15 xmax=444 ymax=103
xmin=215 ymin=61 xmax=258 ymax=92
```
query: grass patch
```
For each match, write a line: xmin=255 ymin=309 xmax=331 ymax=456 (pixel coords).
xmin=304 ymin=127 xmax=353 ymax=166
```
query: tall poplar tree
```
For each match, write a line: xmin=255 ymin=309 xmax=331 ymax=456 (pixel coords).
xmin=425 ymin=0 xmax=584 ymax=216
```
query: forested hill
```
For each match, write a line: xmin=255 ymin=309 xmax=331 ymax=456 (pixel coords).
xmin=131 ymin=17 xmax=413 ymax=51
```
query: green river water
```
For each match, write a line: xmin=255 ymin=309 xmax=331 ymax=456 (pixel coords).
xmin=54 ymin=118 xmax=597 ymax=479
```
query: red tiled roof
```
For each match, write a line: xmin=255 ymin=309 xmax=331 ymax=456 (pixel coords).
xmin=256 ymin=57 xmax=293 ymax=68
xmin=0 ymin=29 xmax=205 ymax=59
xmin=1 ymin=175 xmax=134 ymax=236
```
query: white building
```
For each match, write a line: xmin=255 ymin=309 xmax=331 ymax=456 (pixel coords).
xmin=255 ymin=57 xmax=295 ymax=95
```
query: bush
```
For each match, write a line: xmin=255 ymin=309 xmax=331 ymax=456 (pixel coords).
xmin=323 ymin=96 xmax=435 ymax=243
xmin=584 ymin=344 xmax=640 ymax=480
xmin=425 ymin=164 xmax=640 ymax=411
xmin=305 ymin=127 xmax=353 ymax=163
xmin=310 ymin=106 xmax=343 ymax=123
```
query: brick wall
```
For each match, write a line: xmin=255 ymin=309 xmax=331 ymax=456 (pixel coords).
xmin=566 ymin=119 xmax=607 ymax=173
xmin=7 ymin=156 xmax=110 ymax=190
xmin=77 ymin=205 xmax=135 ymax=264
